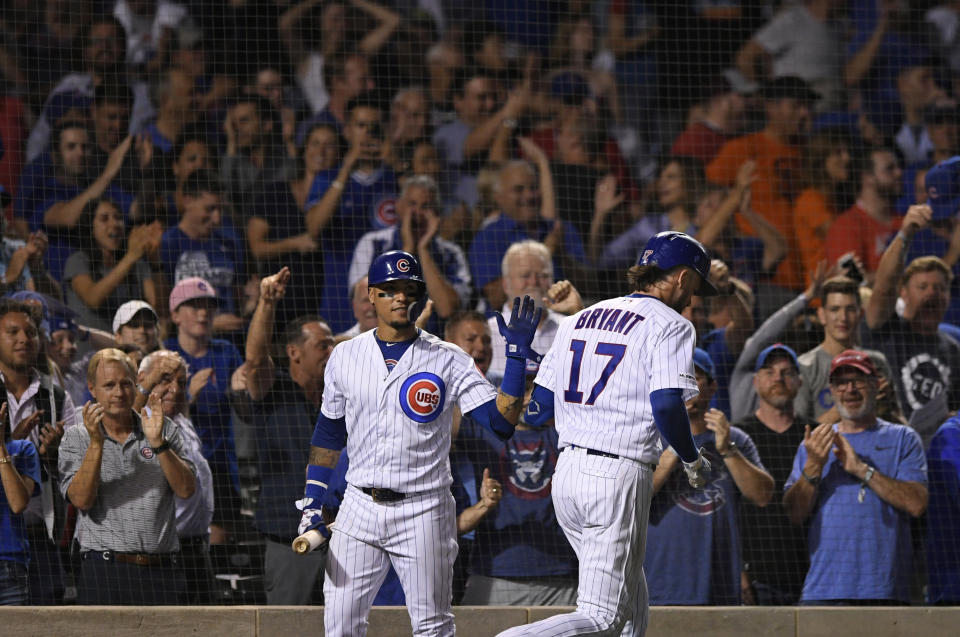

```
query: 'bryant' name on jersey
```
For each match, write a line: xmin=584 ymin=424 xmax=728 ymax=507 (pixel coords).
xmin=572 ymin=307 xmax=645 ymax=336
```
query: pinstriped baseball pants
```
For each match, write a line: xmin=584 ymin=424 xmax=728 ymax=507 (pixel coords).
xmin=497 ymin=447 xmax=654 ymax=637
xmin=323 ymin=485 xmax=458 ymax=636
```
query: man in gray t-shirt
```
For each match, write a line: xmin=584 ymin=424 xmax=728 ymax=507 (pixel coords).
xmin=59 ymin=348 xmax=197 ymax=605
xmin=796 ymin=277 xmax=895 ymax=423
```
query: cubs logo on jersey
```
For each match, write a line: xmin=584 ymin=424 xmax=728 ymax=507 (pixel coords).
xmin=375 ymin=197 xmax=397 ymax=227
xmin=400 ymin=372 xmax=447 ymax=423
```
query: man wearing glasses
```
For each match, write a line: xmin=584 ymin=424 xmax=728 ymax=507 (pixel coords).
xmin=783 ymin=350 xmax=928 ymax=605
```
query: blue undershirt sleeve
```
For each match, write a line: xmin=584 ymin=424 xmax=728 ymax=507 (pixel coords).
xmin=523 ymin=384 xmax=555 ymax=428
xmin=650 ymin=388 xmax=699 ymax=463
xmin=310 ymin=412 xmax=348 ymax=450
xmin=466 ymin=400 xmax=515 ymax=441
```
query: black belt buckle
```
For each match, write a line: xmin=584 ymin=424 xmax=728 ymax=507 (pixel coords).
xmin=363 ymin=487 xmax=405 ymax=502
xmin=586 ymin=448 xmax=620 ymax=460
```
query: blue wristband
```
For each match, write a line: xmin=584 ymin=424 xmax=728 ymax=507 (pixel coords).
xmin=305 ymin=465 xmax=333 ymax=500
xmin=501 ymin=356 xmax=526 ymax=399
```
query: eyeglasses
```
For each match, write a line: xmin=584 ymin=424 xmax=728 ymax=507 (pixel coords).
xmin=830 ymin=377 xmax=870 ymax=390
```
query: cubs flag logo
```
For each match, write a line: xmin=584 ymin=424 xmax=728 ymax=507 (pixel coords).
xmin=400 ymin=372 xmax=446 ymax=423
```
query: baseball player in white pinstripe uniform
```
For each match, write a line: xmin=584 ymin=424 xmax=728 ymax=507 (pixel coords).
xmin=498 ymin=231 xmax=716 ymax=637
xmin=297 ymin=250 xmax=541 ymax=636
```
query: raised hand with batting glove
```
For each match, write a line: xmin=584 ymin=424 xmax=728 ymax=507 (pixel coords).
xmin=682 ymin=449 xmax=712 ymax=489
xmin=495 ymin=295 xmax=543 ymax=363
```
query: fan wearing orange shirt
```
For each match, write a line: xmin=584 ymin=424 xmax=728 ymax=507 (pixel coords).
xmin=707 ymin=76 xmax=816 ymax=309
xmin=793 ymin=129 xmax=852 ymax=284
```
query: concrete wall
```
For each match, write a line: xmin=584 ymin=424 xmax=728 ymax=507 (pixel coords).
xmin=2 ymin=606 xmax=957 ymax=637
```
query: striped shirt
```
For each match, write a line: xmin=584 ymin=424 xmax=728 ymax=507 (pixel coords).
xmin=59 ymin=412 xmax=196 ymax=553
xmin=321 ymin=329 xmax=496 ymax=494
xmin=534 ymin=294 xmax=699 ymax=464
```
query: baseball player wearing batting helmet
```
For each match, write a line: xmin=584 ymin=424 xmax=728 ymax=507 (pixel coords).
xmin=299 ymin=249 xmax=542 ymax=636
xmin=498 ymin=230 xmax=713 ymax=637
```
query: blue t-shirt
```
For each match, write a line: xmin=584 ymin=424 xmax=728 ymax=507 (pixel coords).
xmin=457 ymin=416 xmax=576 ymax=578
xmin=645 ymin=427 xmax=763 ymax=605
xmin=784 ymin=420 xmax=927 ymax=602
xmin=469 ymin=214 xmax=586 ymax=292
xmin=926 ymin=417 xmax=960 ymax=604
xmin=164 ymin=337 xmax=243 ymax=476
xmin=0 ymin=440 xmax=42 ymax=566
xmin=160 ymin=226 xmax=244 ymax=314
xmin=305 ymin=165 xmax=399 ymax=332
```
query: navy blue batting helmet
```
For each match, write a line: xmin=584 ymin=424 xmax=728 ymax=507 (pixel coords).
xmin=368 ymin=250 xmax=426 ymax=298
xmin=638 ymin=231 xmax=718 ymax=296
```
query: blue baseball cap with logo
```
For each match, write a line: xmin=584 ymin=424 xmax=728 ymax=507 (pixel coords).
xmin=755 ymin=343 xmax=799 ymax=371
xmin=693 ymin=348 xmax=716 ymax=379
xmin=925 ymin=156 xmax=960 ymax=221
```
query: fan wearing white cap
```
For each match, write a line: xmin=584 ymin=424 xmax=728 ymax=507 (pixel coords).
xmin=112 ymin=300 xmax=161 ymax=355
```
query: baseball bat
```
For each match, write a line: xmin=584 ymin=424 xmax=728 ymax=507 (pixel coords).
xmin=292 ymin=524 xmax=334 ymax=554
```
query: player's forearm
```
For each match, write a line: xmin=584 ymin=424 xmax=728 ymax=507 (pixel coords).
xmin=494 ymin=390 xmax=523 ymax=426
xmin=157 ymin=450 xmax=197 ymax=499
xmin=308 ymin=445 xmax=342 ymax=470
xmin=726 ymin=456 xmax=774 ymax=506
xmin=67 ymin=442 xmax=104 ymax=511
xmin=783 ymin=480 xmax=817 ymax=525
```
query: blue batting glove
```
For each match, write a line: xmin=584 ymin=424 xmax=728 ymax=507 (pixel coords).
xmin=495 ymin=295 xmax=543 ymax=362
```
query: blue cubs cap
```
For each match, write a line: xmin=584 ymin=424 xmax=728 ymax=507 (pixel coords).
xmin=50 ymin=314 xmax=78 ymax=334
xmin=368 ymin=250 xmax=426 ymax=289
xmin=925 ymin=156 xmax=960 ymax=221
xmin=755 ymin=343 xmax=799 ymax=372
xmin=693 ymin=348 xmax=715 ymax=379
xmin=638 ymin=231 xmax=718 ymax=296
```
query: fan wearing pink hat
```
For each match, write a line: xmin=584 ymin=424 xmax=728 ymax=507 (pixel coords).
xmin=163 ymin=276 xmax=244 ymax=541
xmin=783 ymin=349 xmax=928 ymax=604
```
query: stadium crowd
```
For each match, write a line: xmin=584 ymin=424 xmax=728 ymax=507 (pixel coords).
xmin=0 ymin=0 xmax=958 ymax=610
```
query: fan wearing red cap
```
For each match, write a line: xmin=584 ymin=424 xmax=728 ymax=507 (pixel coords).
xmin=783 ymin=349 xmax=929 ymax=604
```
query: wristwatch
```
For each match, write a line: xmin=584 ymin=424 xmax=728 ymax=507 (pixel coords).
xmin=801 ymin=470 xmax=821 ymax=486
xmin=151 ymin=440 xmax=171 ymax=455
xmin=863 ymin=465 xmax=876 ymax=484
xmin=719 ymin=442 xmax=739 ymax=458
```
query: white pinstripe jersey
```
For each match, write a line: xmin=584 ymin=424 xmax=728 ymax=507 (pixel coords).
xmin=534 ymin=294 xmax=700 ymax=465
xmin=321 ymin=329 xmax=497 ymax=493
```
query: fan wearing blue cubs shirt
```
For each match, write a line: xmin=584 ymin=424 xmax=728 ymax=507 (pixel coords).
xmin=457 ymin=367 xmax=578 ymax=606
xmin=644 ymin=348 xmax=773 ymax=605
xmin=304 ymin=93 xmax=399 ymax=333
xmin=299 ymin=250 xmax=541 ymax=636
xmin=0 ymin=410 xmax=42 ymax=606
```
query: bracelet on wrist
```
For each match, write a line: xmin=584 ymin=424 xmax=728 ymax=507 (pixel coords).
xmin=150 ymin=440 xmax=171 ymax=455
xmin=801 ymin=470 xmax=821 ymax=486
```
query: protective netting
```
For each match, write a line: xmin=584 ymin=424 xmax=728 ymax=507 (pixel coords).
xmin=0 ymin=0 xmax=957 ymax=610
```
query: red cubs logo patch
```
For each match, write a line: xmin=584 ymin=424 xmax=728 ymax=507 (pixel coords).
xmin=376 ymin=198 xmax=397 ymax=227
xmin=140 ymin=447 xmax=155 ymax=460
xmin=400 ymin=372 xmax=446 ymax=423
